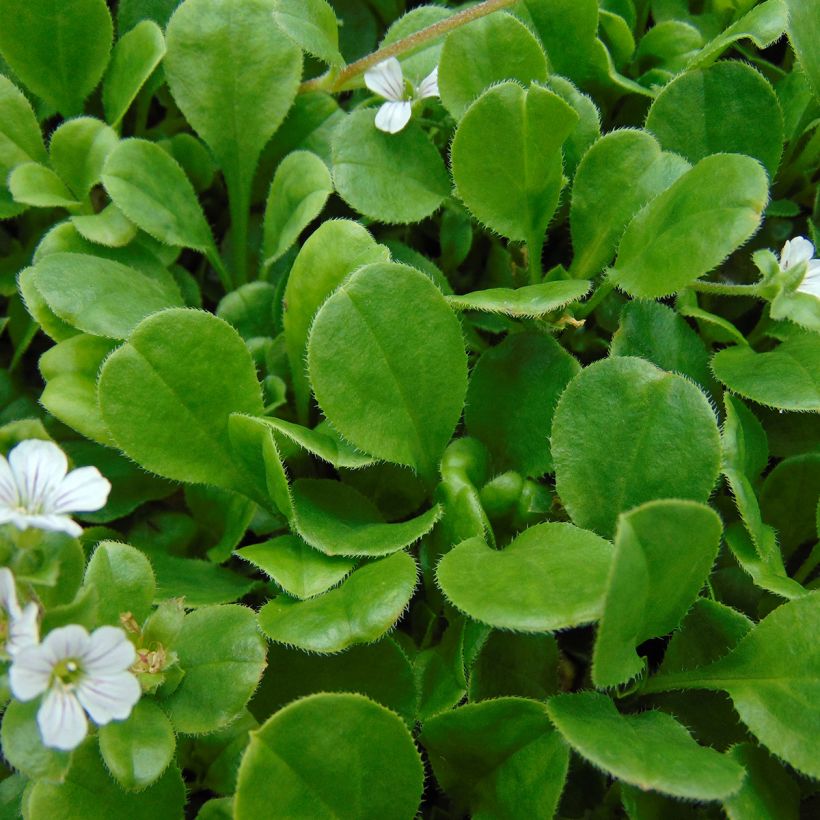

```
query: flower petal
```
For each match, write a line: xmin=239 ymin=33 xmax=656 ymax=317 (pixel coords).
xmin=8 ymin=440 xmax=68 ymax=512
xmin=8 ymin=602 xmax=40 ymax=657
xmin=9 ymin=645 xmax=52 ymax=700
xmin=20 ymin=514 xmax=83 ymax=538
xmin=797 ymin=272 xmax=820 ymax=298
xmin=0 ymin=455 xmax=19 ymax=508
xmin=76 ymin=672 xmax=141 ymax=725
xmin=40 ymin=624 xmax=90 ymax=666
xmin=780 ymin=236 xmax=815 ymax=270
xmin=416 ymin=66 xmax=439 ymax=99
xmin=375 ymin=100 xmax=413 ymax=134
xmin=365 ymin=57 xmax=405 ymax=102
xmin=37 ymin=685 xmax=88 ymax=751
xmin=52 ymin=466 xmax=111 ymax=515
xmin=0 ymin=567 xmax=21 ymax=620
xmin=82 ymin=626 xmax=136 ymax=675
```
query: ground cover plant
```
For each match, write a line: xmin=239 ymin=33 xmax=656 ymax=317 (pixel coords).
xmin=0 ymin=0 xmax=817 ymax=817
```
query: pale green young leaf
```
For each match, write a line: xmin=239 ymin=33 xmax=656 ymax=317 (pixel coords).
xmin=0 ymin=0 xmax=113 ymax=116
xmin=0 ymin=74 xmax=47 ymax=182
xmin=258 ymin=551 xmax=417 ymax=653
xmin=545 ymin=76 xmax=601 ymax=178
xmin=611 ymin=154 xmax=769 ymax=298
xmin=592 ymin=500 xmax=722 ymax=688
xmin=332 ymin=112 xmax=450 ymax=224
xmin=163 ymin=604 xmax=267 ymax=734
xmin=646 ymin=62 xmax=784 ymax=176
xmin=570 ymin=129 xmax=691 ymax=279
xmin=236 ymin=693 xmax=423 ymax=820
xmin=436 ymin=522 xmax=613 ymax=632
xmin=9 ymin=162 xmax=79 ymax=208
xmin=446 ymin=280 xmax=590 ymax=317
xmin=19 ymin=265 xmax=81 ymax=342
xmin=71 ymin=204 xmax=138 ymax=248
xmin=273 ymin=0 xmax=343 ymax=66
xmin=552 ymin=357 xmax=721 ymax=537
xmin=262 ymin=150 xmax=332 ymax=269
xmin=451 ymin=81 xmax=577 ymax=242
xmin=84 ymin=540 xmax=156 ymax=625
xmin=421 ymin=698 xmax=569 ymax=820
xmin=307 ymin=262 xmax=467 ymax=479
xmin=283 ymin=219 xmax=389 ymax=422
xmin=291 ymin=478 xmax=441 ymax=557
xmin=465 ymin=332 xmax=580 ymax=477
xmin=438 ymin=12 xmax=548 ymax=120
xmin=99 ymin=308 xmax=264 ymax=493
xmin=49 ymin=117 xmax=119 ymax=200
xmin=98 ymin=700 xmax=176 ymax=791
xmin=546 ymin=692 xmax=745 ymax=800
xmin=103 ymin=20 xmax=166 ymax=127
xmin=236 ymin=534 xmax=355 ymax=599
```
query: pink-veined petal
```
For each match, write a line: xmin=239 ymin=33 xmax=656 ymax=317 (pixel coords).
xmin=8 ymin=602 xmax=39 ymax=657
xmin=8 ymin=440 xmax=68 ymax=512
xmin=0 ymin=567 xmax=21 ymax=620
xmin=52 ymin=467 xmax=111 ymax=515
xmin=416 ymin=66 xmax=439 ymax=99
xmin=82 ymin=626 xmax=136 ymax=676
xmin=37 ymin=686 xmax=88 ymax=751
xmin=364 ymin=57 xmax=406 ymax=102
xmin=76 ymin=672 xmax=141 ymax=725
xmin=9 ymin=645 xmax=52 ymax=700
xmin=0 ymin=456 xmax=18 ymax=508
xmin=375 ymin=100 xmax=413 ymax=134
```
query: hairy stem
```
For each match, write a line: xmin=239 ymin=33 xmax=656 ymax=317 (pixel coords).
xmin=689 ymin=280 xmax=762 ymax=297
xmin=300 ymin=0 xmax=518 ymax=94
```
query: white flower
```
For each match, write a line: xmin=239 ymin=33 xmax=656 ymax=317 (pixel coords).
xmin=0 ymin=440 xmax=111 ymax=538
xmin=0 ymin=568 xmax=38 ymax=658
xmin=364 ymin=57 xmax=439 ymax=134
xmin=779 ymin=236 xmax=820 ymax=299
xmin=10 ymin=625 xmax=140 ymax=751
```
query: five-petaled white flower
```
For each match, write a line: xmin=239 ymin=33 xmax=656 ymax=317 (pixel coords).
xmin=779 ymin=236 xmax=820 ymax=299
xmin=10 ymin=625 xmax=141 ymax=751
xmin=364 ymin=57 xmax=439 ymax=134
xmin=0 ymin=568 xmax=39 ymax=658
xmin=0 ymin=440 xmax=111 ymax=538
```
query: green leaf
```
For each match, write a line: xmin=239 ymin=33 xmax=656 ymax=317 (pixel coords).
xmin=99 ymin=308 xmax=264 ymax=494
xmin=380 ymin=5 xmax=451 ymax=86
xmin=165 ymin=0 xmax=302 ymax=278
xmin=644 ymin=593 xmax=820 ymax=779
xmin=307 ymin=262 xmax=467 ymax=479
xmin=71 ymin=204 xmax=138 ymax=248
xmin=331 ymin=112 xmax=450 ymax=224
xmin=446 ymin=280 xmax=590 ymax=317
xmin=98 ymin=700 xmax=176 ymax=791
xmin=552 ymin=357 xmax=721 ymax=537
xmin=421 ymin=698 xmax=569 ymax=820
xmin=546 ymin=692 xmax=745 ymax=801
xmin=30 ymin=252 xmax=184 ymax=339
xmin=146 ymin=551 xmax=256 ymax=607
xmin=236 ymin=535 xmax=355 ymax=600
xmin=436 ymin=522 xmax=613 ymax=632
xmin=546 ymin=76 xmax=600 ymax=178
xmin=236 ymin=693 xmax=423 ymax=820
xmin=465 ymin=332 xmax=580 ymax=477
xmin=0 ymin=699 xmax=71 ymax=782
xmin=646 ymin=61 xmax=784 ymax=177
xmin=84 ymin=540 xmax=156 ymax=625
xmin=252 ymin=640 xmax=416 ymax=726
xmin=711 ymin=334 xmax=820 ymax=412
xmin=592 ymin=500 xmax=723 ymax=688
xmin=0 ymin=74 xmax=47 ymax=175
xmin=9 ymin=162 xmax=79 ymax=208
xmin=291 ymin=478 xmax=441 ymax=557
xmin=610 ymin=300 xmax=712 ymax=389
xmin=785 ymin=0 xmax=820 ymax=101
xmin=451 ymin=81 xmax=577 ymax=243
xmin=102 ymin=139 xmax=217 ymax=257
xmin=723 ymin=743 xmax=800 ymax=820
xmin=163 ymin=604 xmax=267 ymax=734
xmin=262 ymin=150 xmax=332 ymax=269
xmin=27 ymin=742 xmax=185 ymax=818
xmin=569 ymin=129 xmax=690 ymax=279
xmin=0 ymin=0 xmax=113 ymax=116
xmin=216 ymin=282 xmax=276 ymax=340
xmin=611 ymin=154 xmax=768 ymax=298
xmin=49 ymin=117 xmax=119 ymax=201
xmin=258 ymin=551 xmax=418 ymax=653
xmin=761 ymin=453 xmax=820 ymax=557
xmin=103 ymin=20 xmax=166 ymax=127
xmin=273 ymin=0 xmax=342 ymax=66
xmin=438 ymin=12 xmax=548 ymax=120
xmin=284 ymin=220 xmax=388 ymax=422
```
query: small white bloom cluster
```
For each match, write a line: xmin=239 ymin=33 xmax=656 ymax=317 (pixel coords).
xmin=364 ymin=57 xmax=439 ymax=134
xmin=0 ymin=440 xmax=139 ymax=751
xmin=779 ymin=236 xmax=820 ymax=299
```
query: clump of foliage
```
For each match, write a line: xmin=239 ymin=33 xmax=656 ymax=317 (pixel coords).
xmin=0 ymin=0 xmax=818 ymax=817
